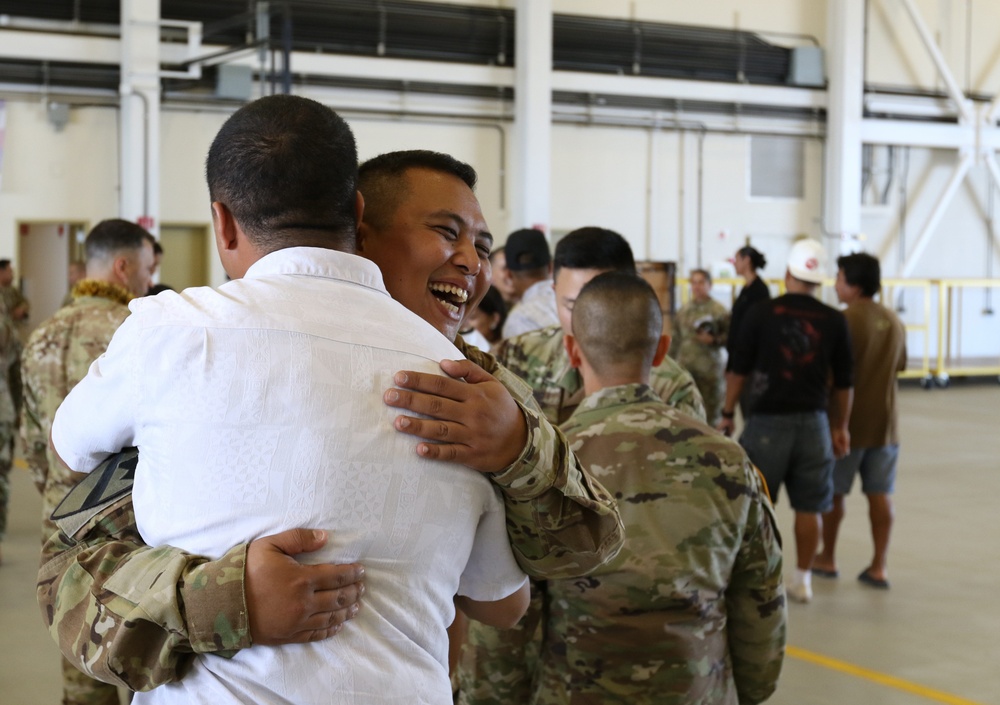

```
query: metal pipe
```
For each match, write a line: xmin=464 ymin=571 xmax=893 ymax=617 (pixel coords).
xmin=896 ymin=145 xmax=909 ymax=311
xmin=0 ymin=15 xmax=120 ymax=36
xmin=985 ymin=169 xmax=994 ymax=314
xmin=697 ymin=130 xmax=705 ymax=267
xmin=122 ymin=87 xmax=151 ymax=222
xmin=345 ymin=112 xmax=508 ymax=212
xmin=880 ymin=144 xmax=895 ymax=205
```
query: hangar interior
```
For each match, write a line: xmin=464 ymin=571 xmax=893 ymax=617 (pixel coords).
xmin=0 ymin=2 xmax=998 ymax=705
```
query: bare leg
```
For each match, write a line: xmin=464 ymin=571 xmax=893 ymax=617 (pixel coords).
xmin=794 ymin=512 xmax=821 ymax=572
xmin=865 ymin=493 xmax=893 ymax=581
xmin=814 ymin=494 xmax=846 ymax=574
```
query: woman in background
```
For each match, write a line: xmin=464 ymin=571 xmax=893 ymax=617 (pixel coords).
xmin=726 ymin=245 xmax=770 ymax=417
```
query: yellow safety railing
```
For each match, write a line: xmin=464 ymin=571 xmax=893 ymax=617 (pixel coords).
xmin=932 ymin=279 xmax=1000 ymax=384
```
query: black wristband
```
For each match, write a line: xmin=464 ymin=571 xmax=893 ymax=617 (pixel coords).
xmin=721 ymin=410 xmax=735 ymax=419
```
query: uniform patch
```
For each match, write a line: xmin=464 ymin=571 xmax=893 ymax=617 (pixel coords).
xmin=51 ymin=447 xmax=138 ymax=523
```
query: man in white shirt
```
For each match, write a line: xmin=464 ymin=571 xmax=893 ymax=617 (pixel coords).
xmin=51 ymin=95 xmax=528 ymax=705
xmin=501 ymin=228 xmax=559 ymax=338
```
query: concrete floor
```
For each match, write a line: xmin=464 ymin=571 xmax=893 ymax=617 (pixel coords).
xmin=1 ymin=381 xmax=998 ymax=704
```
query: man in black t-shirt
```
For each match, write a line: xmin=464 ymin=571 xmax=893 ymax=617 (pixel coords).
xmin=718 ymin=239 xmax=853 ymax=604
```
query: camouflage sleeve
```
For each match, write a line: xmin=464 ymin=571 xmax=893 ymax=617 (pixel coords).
xmin=37 ymin=494 xmax=250 ymax=691
xmin=725 ymin=463 xmax=786 ymax=704
xmin=19 ymin=371 xmax=48 ymax=494
xmin=489 ymin=401 xmax=625 ymax=580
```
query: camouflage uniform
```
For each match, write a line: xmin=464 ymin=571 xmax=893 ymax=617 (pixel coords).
xmin=456 ymin=326 xmax=707 ymax=705
xmin=1 ymin=284 xmax=29 ymax=416
xmin=22 ymin=279 xmax=133 ymax=705
xmin=671 ymin=298 xmax=730 ymax=425
xmin=533 ymin=383 xmax=785 ymax=705
xmin=36 ymin=334 xmax=624 ymax=692
xmin=496 ymin=324 xmax=705 ymax=427
xmin=0 ymin=296 xmax=17 ymax=552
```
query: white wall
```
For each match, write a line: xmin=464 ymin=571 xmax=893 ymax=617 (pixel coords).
xmin=3 ymin=0 xmax=1000 ymax=361
xmin=0 ymin=102 xmax=118 ymax=263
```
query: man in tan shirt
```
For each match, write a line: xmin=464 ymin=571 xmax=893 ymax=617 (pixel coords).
xmin=814 ymin=252 xmax=906 ymax=589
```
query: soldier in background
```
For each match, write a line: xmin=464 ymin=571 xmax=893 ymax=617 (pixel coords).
xmin=0 ymin=259 xmax=27 ymax=426
xmin=0 ymin=296 xmax=18 ymax=567
xmin=670 ymin=268 xmax=730 ymax=424
xmin=458 ymin=228 xmax=706 ymax=705
xmin=534 ymin=270 xmax=785 ymax=704
xmin=0 ymin=259 xmax=29 ymax=326
xmin=20 ymin=219 xmax=155 ymax=705
xmin=531 ymin=272 xmax=785 ymax=705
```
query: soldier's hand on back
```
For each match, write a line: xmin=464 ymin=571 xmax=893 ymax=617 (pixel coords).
xmin=246 ymin=528 xmax=365 ymax=646
xmin=384 ymin=358 xmax=528 ymax=473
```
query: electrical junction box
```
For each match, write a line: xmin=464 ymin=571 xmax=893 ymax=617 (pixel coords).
xmin=216 ymin=65 xmax=254 ymax=100
xmin=787 ymin=46 xmax=825 ymax=88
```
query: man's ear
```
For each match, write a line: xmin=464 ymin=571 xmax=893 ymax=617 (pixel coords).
xmin=354 ymin=190 xmax=364 ymax=227
xmin=110 ymin=255 xmax=130 ymax=288
xmin=356 ymin=220 xmax=371 ymax=255
xmin=564 ymin=333 xmax=584 ymax=369
xmin=652 ymin=334 xmax=670 ymax=367
xmin=211 ymin=202 xmax=238 ymax=254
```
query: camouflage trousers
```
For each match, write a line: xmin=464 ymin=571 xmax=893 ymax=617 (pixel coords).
xmin=61 ymin=656 xmax=123 ymax=705
xmin=457 ymin=580 xmax=545 ymax=705
xmin=681 ymin=355 xmax=725 ymax=427
xmin=0 ymin=422 xmax=13 ymax=543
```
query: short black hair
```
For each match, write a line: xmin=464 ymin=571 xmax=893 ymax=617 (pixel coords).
xmin=572 ymin=271 xmax=662 ymax=373
xmin=153 ymin=241 xmax=164 ymax=256
xmin=0 ymin=260 xmax=10 ymax=270
xmin=85 ymin=219 xmax=152 ymax=264
xmin=837 ymin=252 xmax=881 ymax=297
xmin=205 ymin=94 xmax=358 ymax=252
xmin=737 ymin=245 xmax=767 ymax=271
xmin=358 ymin=150 xmax=478 ymax=230
xmin=553 ymin=227 xmax=635 ymax=277
xmin=146 ymin=283 xmax=175 ymax=296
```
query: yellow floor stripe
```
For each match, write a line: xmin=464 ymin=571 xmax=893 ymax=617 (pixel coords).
xmin=787 ymin=646 xmax=988 ymax=705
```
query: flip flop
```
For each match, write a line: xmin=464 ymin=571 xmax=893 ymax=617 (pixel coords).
xmin=857 ymin=569 xmax=890 ymax=590
xmin=811 ymin=567 xmax=839 ymax=579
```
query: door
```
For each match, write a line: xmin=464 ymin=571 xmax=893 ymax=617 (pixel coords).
xmin=16 ymin=220 xmax=87 ymax=335
xmin=158 ymin=224 xmax=211 ymax=291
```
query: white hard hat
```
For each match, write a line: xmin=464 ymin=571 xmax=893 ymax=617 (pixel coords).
xmin=787 ymin=239 xmax=826 ymax=284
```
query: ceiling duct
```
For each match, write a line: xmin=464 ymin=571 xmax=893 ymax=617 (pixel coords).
xmin=0 ymin=1 xmax=799 ymax=107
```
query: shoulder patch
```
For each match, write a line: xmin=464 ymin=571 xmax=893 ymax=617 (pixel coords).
xmin=51 ymin=448 xmax=138 ymax=532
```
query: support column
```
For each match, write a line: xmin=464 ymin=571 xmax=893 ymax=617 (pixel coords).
xmin=120 ymin=0 xmax=161 ymax=236
xmin=824 ymin=0 xmax=865 ymax=254
xmin=512 ymin=0 xmax=551 ymax=233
